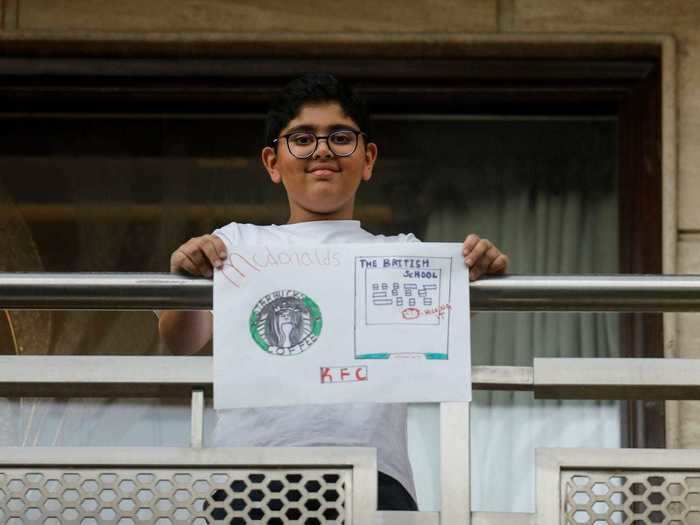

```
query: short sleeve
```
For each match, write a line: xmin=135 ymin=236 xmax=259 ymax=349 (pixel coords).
xmin=400 ymin=232 xmax=421 ymax=243
xmin=212 ymin=222 xmax=240 ymax=251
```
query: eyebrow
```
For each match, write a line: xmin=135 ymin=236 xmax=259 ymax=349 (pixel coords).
xmin=284 ymin=123 xmax=359 ymax=135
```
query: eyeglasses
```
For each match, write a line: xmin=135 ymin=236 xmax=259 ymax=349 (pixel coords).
xmin=273 ymin=129 xmax=366 ymax=159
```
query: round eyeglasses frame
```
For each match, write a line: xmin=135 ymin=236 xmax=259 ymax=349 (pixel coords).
xmin=272 ymin=129 xmax=367 ymax=159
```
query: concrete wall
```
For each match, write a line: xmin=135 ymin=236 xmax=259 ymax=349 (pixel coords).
xmin=2 ymin=0 xmax=699 ymax=447
xmin=0 ymin=0 xmax=498 ymax=33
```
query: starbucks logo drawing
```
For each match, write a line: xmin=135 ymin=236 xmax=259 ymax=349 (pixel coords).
xmin=249 ymin=290 xmax=322 ymax=356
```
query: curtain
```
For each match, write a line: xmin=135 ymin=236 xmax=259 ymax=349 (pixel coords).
xmin=406 ymin=119 xmax=621 ymax=512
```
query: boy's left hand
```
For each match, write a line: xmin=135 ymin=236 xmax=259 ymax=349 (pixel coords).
xmin=463 ymin=234 xmax=509 ymax=281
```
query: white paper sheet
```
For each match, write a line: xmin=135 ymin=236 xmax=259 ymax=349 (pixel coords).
xmin=213 ymin=243 xmax=470 ymax=408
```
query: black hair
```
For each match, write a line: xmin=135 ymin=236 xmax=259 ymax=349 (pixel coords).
xmin=264 ymin=73 xmax=371 ymax=147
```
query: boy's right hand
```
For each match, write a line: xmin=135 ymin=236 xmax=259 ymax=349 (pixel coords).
xmin=169 ymin=234 xmax=228 ymax=278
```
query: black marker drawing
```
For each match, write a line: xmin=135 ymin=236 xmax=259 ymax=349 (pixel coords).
xmin=265 ymin=297 xmax=306 ymax=347
xmin=354 ymin=256 xmax=453 ymax=360
xmin=249 ymin=290 xmax=323 ymax=356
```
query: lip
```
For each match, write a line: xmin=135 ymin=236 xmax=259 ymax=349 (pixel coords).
xmin=306 ymin=166 xmax=341 ymax=178
xmin=308 ymin=169 xmax=340 ymax=177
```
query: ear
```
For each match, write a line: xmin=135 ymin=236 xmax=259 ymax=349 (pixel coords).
xmin=362 ymin=142 xmax=378 ymax=182
xmin=262 ymin=146 xmax=282 ymax=184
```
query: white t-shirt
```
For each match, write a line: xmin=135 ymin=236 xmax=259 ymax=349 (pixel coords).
xmin=212 ymin=219 xmax=419 ymax=500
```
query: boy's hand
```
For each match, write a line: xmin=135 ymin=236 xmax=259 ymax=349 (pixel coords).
xmin=170 ymin=234 xmax=228 ymax=278
xmin=462 ymin=234 xmax=509 ymax=281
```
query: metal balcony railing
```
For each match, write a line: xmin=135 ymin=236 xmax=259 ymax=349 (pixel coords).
xmin=2 ymin=272 xmax=700 ymax=525
xmin=3 ymin=273 xmax=700 ymax=311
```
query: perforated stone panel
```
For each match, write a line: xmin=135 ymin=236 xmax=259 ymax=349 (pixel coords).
xmin=561 ymin=470 xmax=700 ymax=524
xmin=0 ymin=468 xmax=348 ymax=524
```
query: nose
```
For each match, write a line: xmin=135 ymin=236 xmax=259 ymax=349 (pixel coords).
xmin=312 ymin=137 xmax=334 ymax=159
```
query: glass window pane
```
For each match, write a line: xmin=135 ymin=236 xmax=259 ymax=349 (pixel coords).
xmin=0 ymin=113 xmax=620 ymax=513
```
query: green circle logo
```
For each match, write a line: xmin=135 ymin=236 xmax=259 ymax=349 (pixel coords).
xmin=249 ymin=290 xmax=322 ymax=356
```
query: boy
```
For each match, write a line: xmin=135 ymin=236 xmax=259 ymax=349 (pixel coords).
xmin=159 ymin=73 xmax=508 ymax=511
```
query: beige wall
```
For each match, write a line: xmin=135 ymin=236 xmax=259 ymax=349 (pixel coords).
xmin=0 ymin=0 xmax=498 ymax=33
xmin=2 ymin=0 xmax=699 ymax=446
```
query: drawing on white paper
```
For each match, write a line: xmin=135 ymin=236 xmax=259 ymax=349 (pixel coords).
xmin=354 ymin=256 xmax=453 ymax=360
xmin=248 ymin=289 xmax=323 ymax=356
xmin=214 ymin=243 xmax=471 ymax=408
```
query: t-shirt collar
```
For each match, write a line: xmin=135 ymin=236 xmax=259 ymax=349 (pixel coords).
xmin=280 ymin=220 xmax=362 ymax=230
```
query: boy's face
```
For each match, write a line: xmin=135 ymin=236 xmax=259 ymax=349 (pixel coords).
xmin=262 ymin=102 xmax=377 ymax=223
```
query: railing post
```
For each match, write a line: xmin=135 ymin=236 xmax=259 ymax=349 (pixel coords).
xmin=440 ymin=401 xmax=471 ymax=525
xmin=190 ymin=387 xmax=204 ymax=448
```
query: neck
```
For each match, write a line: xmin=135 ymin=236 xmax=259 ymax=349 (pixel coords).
xmin=287 ymin=201 xmax=355 ymax=224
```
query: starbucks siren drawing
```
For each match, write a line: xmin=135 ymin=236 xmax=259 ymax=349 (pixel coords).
xmin=249 ymin=290 xmax=323 ymax=356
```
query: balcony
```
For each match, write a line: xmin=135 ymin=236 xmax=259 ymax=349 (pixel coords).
xmin=1 ymin=273 xmax=699 ymax=524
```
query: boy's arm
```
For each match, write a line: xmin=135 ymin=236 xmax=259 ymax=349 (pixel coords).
xmin=158 ymin=310 xmax=213 ymax=355
xmin=158 ymin=234 xmax=228 ymax=355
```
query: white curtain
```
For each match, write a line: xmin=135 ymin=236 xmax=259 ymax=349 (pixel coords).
xmin=406 ymin=119 xmax=621 ymax=512
xmin=5 ymin=398 xmax=195 ymax=448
